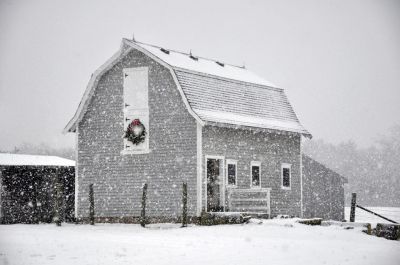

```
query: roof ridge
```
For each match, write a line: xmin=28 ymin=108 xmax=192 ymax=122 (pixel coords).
xmin=134 ymin=40 xmax=245 ymax=70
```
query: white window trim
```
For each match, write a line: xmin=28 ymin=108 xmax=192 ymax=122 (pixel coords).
xmin=281 ymin=163 xmax=292 ymax=190
xmin=196 ymin=122 xmax=203 ymax=217
xmin=122 ymin=67 xmax=150 ymax=155
xmin=121 ymin=149 xmax=151 ymax=155
xmin=250 ymin=161 xmax=261 ymax=188
xmin=226 ymin=159 xmax=238 ymax=188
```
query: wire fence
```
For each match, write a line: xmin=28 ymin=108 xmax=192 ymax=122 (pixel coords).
xmin=345 ymin=207 xmax=400 ymax=224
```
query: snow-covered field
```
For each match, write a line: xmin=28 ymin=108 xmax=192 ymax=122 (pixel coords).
xmin=0 ymin=219 xmax=399 ymax=265
xmin=345 ymin=207 xmax=400 ymax=226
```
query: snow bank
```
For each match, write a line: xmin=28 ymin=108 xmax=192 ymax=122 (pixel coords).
xmin=0 ymin=219 xmax=399 ymax=265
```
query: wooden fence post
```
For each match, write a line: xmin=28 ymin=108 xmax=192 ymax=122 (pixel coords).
xmin=32 ymin=177 xmax=39 ymax=224
xmin=140 ymin=183 xmax=148 ymax=227
xmin=350 ymin=193 xmax=356 ymax=222
xmin=54 ymin=171 xmax=62 ymax=226
xmin=89 ymin=184 xmax=95 ymax=225
xmin=182 ymin=182 xmax=188 ymax=227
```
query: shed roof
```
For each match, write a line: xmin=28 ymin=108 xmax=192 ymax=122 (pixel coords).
xmin=64 ymin=38 xmax=311 ymax=137
xmin=0 ymin=153 xmax=75 ymax=167
xmin=302 ymin=154 xmax=348 ymax=183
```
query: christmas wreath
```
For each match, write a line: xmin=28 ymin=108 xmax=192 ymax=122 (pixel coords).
xmin=124 ymin=119 xmax=146 ymax=145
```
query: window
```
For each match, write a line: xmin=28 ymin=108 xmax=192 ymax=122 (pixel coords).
xmin=226 ymin=160 xmax=237 ymax=186
xmin=251 ymin=161 xmax=261 ymax=188
xmin=281 ymin=163 xmax=291 ymax=189
xmin=122 ymin=67 xmax=149 ymax=154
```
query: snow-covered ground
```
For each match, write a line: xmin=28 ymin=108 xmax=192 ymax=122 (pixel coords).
xmin=0 ymin=219 xmax=399 ymax=265
xmin=345 ymin=207 xmax=400 ymax=227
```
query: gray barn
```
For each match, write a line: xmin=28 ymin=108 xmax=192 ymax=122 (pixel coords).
xmin=64 ymin=38 xmax=344 ymax=222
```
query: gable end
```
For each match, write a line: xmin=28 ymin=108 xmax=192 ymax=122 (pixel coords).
xmin=63 ymin=39 xmax=204 ymax=133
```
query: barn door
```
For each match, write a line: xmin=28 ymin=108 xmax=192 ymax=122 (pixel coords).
xmin=207 ymin=158 xmax=225 ymax=212
xmin=123 ymin=67 xmax=149 ymax=153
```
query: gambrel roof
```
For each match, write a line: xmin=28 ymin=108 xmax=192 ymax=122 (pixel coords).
xmin=64 ymin=38 xmax=311 ymax=137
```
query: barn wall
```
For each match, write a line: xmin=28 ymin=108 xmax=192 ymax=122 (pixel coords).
xmin=302 ymin=155 xmax=345 ymax=221
xmin=77 ymin=48 xmax=198 ymax=220
xmin=202 ymin=125 xmax=302 ymax=217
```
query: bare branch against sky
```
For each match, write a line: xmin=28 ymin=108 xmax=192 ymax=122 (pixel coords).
xmin=0 ymin=0 xmax=399 ymax=150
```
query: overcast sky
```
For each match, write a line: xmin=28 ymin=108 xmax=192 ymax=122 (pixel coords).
xmin=0 ymin=0 xmax=399 ymax=150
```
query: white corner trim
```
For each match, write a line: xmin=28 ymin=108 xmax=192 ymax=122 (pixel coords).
xmin=300 ymin=137 xmax=303 ymax=217
xmin=250 ymin=161 xmax=261 ymax=188
xmin=74 ymin=127 xmax=79 ymax=218
xmin=196 ymin=122 xmax=203 ymax=216
xmin=63 ymin=42 xmax=133 ymax=133
xmin=281 ymin=163 xmax=292 ymax=190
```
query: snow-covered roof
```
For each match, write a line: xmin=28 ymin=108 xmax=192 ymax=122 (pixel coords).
xmin=175 ymin=69 xmax=310 ymax=135
xmin=134 ymin=42 xmax=277 ymax=87
xmin=64 ymin=38 xmax=310 ymax=137
xmin=0 ymin=153 xmax=75 ymax=167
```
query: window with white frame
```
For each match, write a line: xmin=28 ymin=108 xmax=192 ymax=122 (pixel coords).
xmin=226 ymin=160 xmax=237 ymax=186
xmin=251 ymin=161 xmax=261 ymax=188
xmin=281 ymin=163 xmax=291 ymax=189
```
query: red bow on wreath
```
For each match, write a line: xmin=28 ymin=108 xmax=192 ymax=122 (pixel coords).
xmin=132 ymin=119 xmax=141 ymax=126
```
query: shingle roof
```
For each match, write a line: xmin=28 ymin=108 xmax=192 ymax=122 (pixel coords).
xmin=132 ymin=40 xmax=310 ymax=136
xmin=175 ymin=69 xmax=309 ymax=135
xmin=64 ymin=39 xmax=311 ymax=137
xmin=135 ymin=42 xmax=276 ymax=87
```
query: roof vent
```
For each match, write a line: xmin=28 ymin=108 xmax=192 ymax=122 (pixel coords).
xmin=216 ymin=61 xmax=225 ymax=67
xmin=189 ymin=51 xmax=198 ymax=61
xmin=160 ymin=48 xmax=170 ymax=54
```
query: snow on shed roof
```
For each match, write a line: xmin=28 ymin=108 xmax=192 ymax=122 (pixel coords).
xmin=134 ymin=41 xmax=277 ymax=87
xmin=0 ymin=153 xmax=75 ymax=167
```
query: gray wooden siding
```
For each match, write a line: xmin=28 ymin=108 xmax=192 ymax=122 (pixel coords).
xmin=302 ymin=155 xmax=345 ymax=221
xmin=202 ymin=125 xmax=302 ymax=217
xmin=77 ymin=49 xmax=198 ymax=219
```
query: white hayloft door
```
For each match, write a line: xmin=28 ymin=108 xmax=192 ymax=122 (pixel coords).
xmin=123 ymin=67 xmax=149 ymax=153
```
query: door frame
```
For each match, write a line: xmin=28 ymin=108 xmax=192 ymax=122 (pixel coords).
xmin=204 ymin=155 xmax=225 ymax=212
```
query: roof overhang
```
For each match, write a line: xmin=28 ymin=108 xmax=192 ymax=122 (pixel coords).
xmin=204 ymin=121 xmax=311 ymax=138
